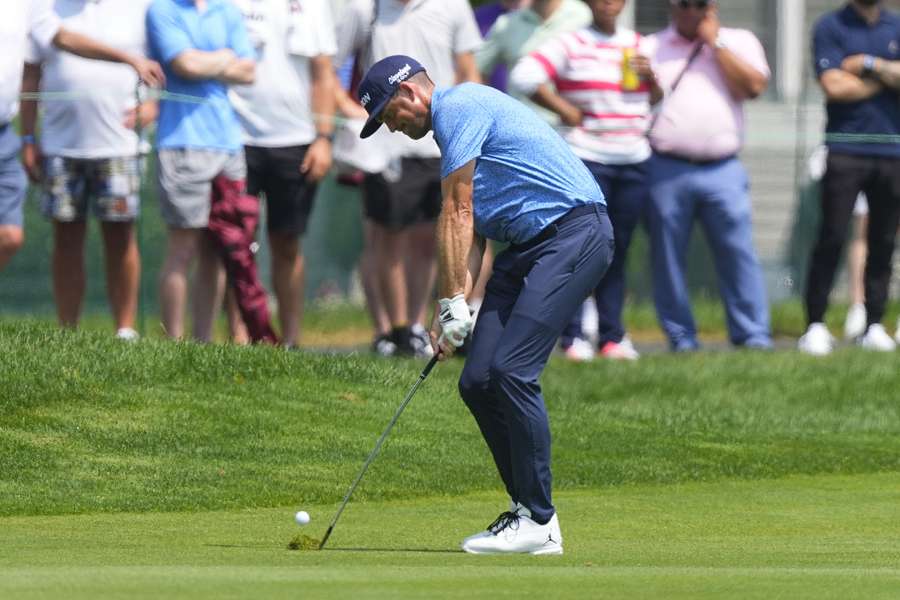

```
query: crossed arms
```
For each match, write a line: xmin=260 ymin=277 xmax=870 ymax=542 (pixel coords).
xmin=820 ymin=55 xmax=900 ymax=103
xmin=170 ymin=48 xmax=255 ymax=84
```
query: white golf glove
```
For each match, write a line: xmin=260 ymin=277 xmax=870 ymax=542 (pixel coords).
xmin=438 ymin=294 xmax=473 ymax=348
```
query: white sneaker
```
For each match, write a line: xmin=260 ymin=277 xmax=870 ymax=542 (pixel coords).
xmin=599 ymin=335 xmax=640 ymax=361
xmin=564 ymin=337 xmax=594 ymax=362
xmin=462 ymin=500 xmax=519 ymax=546
xmin=844 ymin=303 xmax=867 ymax=340
xmin=115 ymin=327 xmax=139 ymax=342
xmin=859 ymin=324 xmax=897 ymax=352
xmin=798 ymin=323 xmax=834 ymax=356
xmin=462 ymin=506 xmax=563 ymax=555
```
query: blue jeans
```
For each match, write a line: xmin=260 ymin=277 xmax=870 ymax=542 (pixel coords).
xmin=647 ymin=153 xmax=771 ymax=350
xmin=459 ymin=204 xmax=613 ymax=523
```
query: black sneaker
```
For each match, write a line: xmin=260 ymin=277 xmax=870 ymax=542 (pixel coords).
xmin=372 ymin=333 xmax=398 ymax=357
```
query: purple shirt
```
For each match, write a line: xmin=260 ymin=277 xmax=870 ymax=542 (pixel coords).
xmin=475 ymin=2 xmax=509 ymax=91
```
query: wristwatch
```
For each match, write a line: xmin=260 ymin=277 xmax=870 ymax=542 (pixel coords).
xmin=315 ymin=132 xmax=334 ymax=143
xmin=862 ymin=54 xmax=877 ymax=76
xmin=713 ymin=35 xmax=727 ymax=50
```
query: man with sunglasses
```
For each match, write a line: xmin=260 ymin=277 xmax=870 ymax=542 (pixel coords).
xmin=643 ymin=0 xmax=772 ymax=352
xmin=800 ymin=0 xmax=900 ymax=355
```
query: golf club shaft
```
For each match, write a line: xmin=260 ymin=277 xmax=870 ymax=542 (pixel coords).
xmin=319 ymin=354 xmax=440 ymax=550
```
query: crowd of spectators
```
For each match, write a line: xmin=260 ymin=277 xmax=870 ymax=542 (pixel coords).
xmin=2 ymin=0 xmax=899 ymax=357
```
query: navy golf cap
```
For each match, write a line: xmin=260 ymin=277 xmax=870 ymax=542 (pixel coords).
xmin=357 ymin=55 xmax=426 ymax=139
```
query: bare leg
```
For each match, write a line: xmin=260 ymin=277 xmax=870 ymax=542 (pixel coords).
xmin=159 ymin=228 xmax=202 ymax=339
xmin=405 ymin=220 xmax=437 ymax=327
xmin=361 ymin=219 xmax=391 ymax=336
xmin=0 ymin=225 xmax=24 ymax=271
xmin=269 ymin=231 xmax=303 ymax=347
xmin=224 ymin=284 xmax=250 ymax=345
xmin=192 ymin=233 xmax=225 ymax=342
xmin=848 ymin=213 xmax=868 ymax=306
xmin=100 ymin=221 xmax=139 ymax=332
xmin=52 ymin=221 xmax=88 ymax=327
xmin=372 ymin=222 xmax=408 ymax=329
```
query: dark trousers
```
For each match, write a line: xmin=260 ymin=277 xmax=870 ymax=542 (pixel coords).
xmin=586 ymin=160 xmax=649 ymax=346
xmin=560 ymin=161 xmax=648 ymax=347
xmin=458 ymin=205 xmax=613 ymax=524
xmin=805 ymin=152 xmax=900 ymax=326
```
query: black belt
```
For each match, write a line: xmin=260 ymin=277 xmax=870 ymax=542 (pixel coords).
xmin=511 ymin=203 xmax=603 ymax=252
xmin=654 ymin=151 xmax=735 ymax=165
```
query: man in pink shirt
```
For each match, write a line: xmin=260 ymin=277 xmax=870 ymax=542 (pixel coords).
xmin=643 ymin=0 xmax=771 ymax=351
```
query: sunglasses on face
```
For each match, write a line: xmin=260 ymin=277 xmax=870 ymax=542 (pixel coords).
xmin=672 ymin=0 xmax=711 ymax=9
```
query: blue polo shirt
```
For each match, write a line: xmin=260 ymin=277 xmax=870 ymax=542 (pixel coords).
xmin=813 ymin=5 xmax=900 ymax=157
xmin=146 ymin=0 xmax=254 ymax=151
xmin=431 ymin=83 xmax=604 ymax=245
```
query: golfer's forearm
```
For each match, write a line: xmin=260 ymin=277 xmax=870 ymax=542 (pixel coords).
xmin=53 ymin=28 xmax=135 ymax=66
xmin=310 ymin=56 xmax=336 ymax=137
xmin=438 ymin=170 xmax=476 ymax=299
xmin=171 ymin=49 xmax=236 ymax=80
xmin=466 ymin=236 xmax=486 ymax=297
xmin=218 ymin=58 xmax=256 ymax=85
xmin=20 ymin=64 xmax=41 ymax=137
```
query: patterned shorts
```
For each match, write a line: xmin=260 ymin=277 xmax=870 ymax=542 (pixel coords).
xmin=41 ymin=155 xmax=141 ymax=222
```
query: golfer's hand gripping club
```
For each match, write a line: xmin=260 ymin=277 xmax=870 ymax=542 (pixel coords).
xmin=438 ymin=294 xmax=473 ymax=348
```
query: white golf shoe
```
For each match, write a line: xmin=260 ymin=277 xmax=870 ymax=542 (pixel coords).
xmin=462 ymin=506 xmax=563 ymax=555
xmin=461 ymin=500 xmax=519 ymax=547
xmin=798 ymin=323 xmax=834 ymax=356
xmin=859 ymin=324 xmax=897 ymax=352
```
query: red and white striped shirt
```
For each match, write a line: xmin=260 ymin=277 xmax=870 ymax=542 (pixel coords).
xmin=509 ymin=26 xmax=653 ymax=165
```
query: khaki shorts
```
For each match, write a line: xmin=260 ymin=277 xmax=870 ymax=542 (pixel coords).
xmin=157 ymin=148 xmax=246 ymax=228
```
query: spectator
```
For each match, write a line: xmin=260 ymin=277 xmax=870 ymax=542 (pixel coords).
xmin=19 ymin=0 xmax=156 ymax=341
xmin=230 ymin=0 xmax=337 ymax=348
xmin=475 ymin=0 xmax=532 ymax=92
xmin=335 ymin=0 xmax=482 ymax=358
xmin=0 ymin=0 xmax=162 ymax=272
xmin=476 ymin=0 xmax=591 ymax=123
xmin=147 ymin=0 xmax=276 ymax=343
xmin=799 ymin=0 xmax=900 ymax=355
xmin=511 ymin=0 xmax=662 ymax=361
xmin=643 ymin=0 xmax=772 ymax=352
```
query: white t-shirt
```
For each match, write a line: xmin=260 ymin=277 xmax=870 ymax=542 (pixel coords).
xmin=0 ymin=0 xmax=60 ymax=125
xmin=27 ymin=0 xmax=151 ymax=158
xmin=336 ymin=0 xmax=482 ymax=159
xmin=230 ymin=0 xmax=337 ymax=148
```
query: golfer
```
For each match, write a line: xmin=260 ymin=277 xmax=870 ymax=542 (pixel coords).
xmin=357 ymin=55 xmax=613 ymax=555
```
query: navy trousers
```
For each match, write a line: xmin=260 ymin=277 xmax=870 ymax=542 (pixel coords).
xmin=458 ymin=204 xmax=614 ymax=524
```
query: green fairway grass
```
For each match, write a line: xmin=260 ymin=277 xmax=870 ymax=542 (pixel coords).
xmin=2 ymin=322 xmax=899 ymax=597
xmin=2 ymin=476 xmax=898 ymax=599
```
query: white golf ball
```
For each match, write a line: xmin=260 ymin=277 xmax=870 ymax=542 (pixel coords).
xmin=294 ymin=510 xmax=310 ymax=525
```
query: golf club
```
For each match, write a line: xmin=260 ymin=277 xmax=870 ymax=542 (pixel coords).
xmin=318 ymin=352 xmax=440 ymax=550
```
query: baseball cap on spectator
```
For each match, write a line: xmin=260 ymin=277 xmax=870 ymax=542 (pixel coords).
xmin=357 ymin=55 xmax=426 ymax=138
